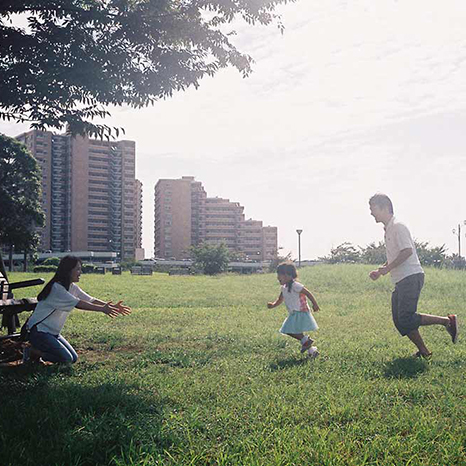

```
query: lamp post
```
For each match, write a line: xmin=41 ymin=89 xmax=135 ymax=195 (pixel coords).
xmin=452 ymin=221 xmax=466 ymax=258
xmin=296 ymin=229 xmax=303 ymax=268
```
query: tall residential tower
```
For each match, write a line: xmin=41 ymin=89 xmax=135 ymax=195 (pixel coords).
xmin=16 ymin=130 xmax=142 ymax=260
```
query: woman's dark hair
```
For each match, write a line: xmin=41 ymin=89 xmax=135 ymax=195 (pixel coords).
xmin=276 ymin=262 xmax=298 ymax=292
xmin=38 ymin=255 xmax=82 ymax=301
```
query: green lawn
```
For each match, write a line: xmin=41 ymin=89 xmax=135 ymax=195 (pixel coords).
xmin=1 ymin=264 xmax=465 ymax=466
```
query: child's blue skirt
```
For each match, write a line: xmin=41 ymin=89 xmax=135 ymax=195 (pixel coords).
xmin=280 ymin=311 xmax=318 ymax=334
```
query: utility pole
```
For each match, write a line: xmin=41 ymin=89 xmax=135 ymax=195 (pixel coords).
xmin=296 ymin=229 xmax=303 ymax=268
xmin=452 ymin=221 xmax=466 ymax=258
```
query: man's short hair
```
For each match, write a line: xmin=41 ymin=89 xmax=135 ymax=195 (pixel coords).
xmin=369 ymin=193 xmax=394 ymax=214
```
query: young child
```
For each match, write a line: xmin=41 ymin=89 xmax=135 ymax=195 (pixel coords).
xmin=267 ymin=262 xmax=320 ymax=356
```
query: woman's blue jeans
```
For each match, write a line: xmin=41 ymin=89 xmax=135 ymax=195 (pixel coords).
xmin=30 ymin=327 xmax=78 ymax=363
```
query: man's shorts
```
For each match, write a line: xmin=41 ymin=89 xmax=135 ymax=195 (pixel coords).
xmin=391 ymin=273 xmax=424 ymax=336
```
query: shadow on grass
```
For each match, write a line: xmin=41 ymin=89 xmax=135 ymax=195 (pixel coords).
xmin=0 ymin=365 xmax=173 ymax=466
xmin=269 ymin=356 xmax=310 ymax=371
xmin=383 ymin=357 xmax=429 ymax=379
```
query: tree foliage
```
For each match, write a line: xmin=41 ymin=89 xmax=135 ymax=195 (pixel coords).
xmin=320 ymin=240 xmax=452 ymax=268
xmin=268 ymin=250 xmax=292 ymax=272
xmin=320 ymin=242 xmax=361 ymax=264
xmin=42 ymin=257 xmax=61 ymax=267
xmin=413 ymin=240 xmax=447 ymax=268
xmin=0 ymin=134 xmax=45 ymax=259
xmin=0 ymin=0 xmax=293 ymax=138
xmin=191 ymin=242 xmax=230 ymax=275
xmin=359 ymin=241 xmax=386 ymax=265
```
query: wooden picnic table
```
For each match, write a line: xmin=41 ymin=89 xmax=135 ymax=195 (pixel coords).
xmin=0 ymin=261 xmax=44 ymax=336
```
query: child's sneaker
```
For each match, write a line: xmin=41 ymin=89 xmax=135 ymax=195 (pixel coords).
xmin=447 ymin=314 xmax=458 ymax=343
xmin=300 ymin=338 xmax=314 ymax=353
xmin=307 ymin=346 xmax=319 ymax=359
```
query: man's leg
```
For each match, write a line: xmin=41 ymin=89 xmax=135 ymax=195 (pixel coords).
xmin=420 ymin=313 xmax=459 ymax=343
xmin=407 ymin=329 xmax=431 ymax=357
xmin=419 ymin=314 xmax=449 ymax=326
xmin=395 ymin=274 xmax=429 ymax=355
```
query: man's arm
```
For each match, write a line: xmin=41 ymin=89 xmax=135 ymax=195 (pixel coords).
xmin=370 ymin=248 xmax=412 ymax=280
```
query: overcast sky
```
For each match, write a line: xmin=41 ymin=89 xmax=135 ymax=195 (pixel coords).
xmin=2 ymin=0 xmax=466 ymax=260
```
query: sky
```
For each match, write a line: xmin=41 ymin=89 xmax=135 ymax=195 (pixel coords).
xmin=2 ymin=0 xmax=466 ymax=260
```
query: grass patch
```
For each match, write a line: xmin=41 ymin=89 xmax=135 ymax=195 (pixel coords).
xmin=2 ymin=264 xmax=465 ymax=465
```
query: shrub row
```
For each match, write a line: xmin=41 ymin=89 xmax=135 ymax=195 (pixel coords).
xmin=32 ymin=264 xmax=99 ymax=273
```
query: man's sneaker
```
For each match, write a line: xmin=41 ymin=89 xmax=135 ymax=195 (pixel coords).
xmin=447 ymin=314 xmax=458 ymax=343
xmin=414 ymin=350 xmax=432 ymax=360
xmin=307 ymin=346 xmax=319 ymax=359
xmin=300 ymin=338 xmax=314 ymax=353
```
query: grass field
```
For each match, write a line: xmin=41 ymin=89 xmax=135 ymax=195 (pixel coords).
xmin=1 ymin=264 xmax=465 ymax=466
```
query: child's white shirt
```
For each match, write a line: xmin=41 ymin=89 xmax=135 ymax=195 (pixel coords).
xmin=281 ymin=281 xmax=310 ymax=313
xmin=27 ymin=282 xmax=95 ymax=335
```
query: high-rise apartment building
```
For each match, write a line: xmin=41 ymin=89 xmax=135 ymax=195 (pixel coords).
xmin=262 ymin=226 xmax=279 ymax=261
xmin=135 ymin=179 xmax=143 ymax=251
xmin=154 ymin=177 xmax=278 ymax=260
xmin=15 ymin=130 xmax=141 ymax=260
xmin=154 ymin=176 xmax=206 ymax=259
xmin=205 ymin=197 xmax=244 ymax=251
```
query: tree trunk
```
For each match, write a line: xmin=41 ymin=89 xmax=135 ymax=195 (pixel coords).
xmin=0 ymin=250 xmax=7 ymax=278
xmin=8 ymin=245 xmax=13 ymax=272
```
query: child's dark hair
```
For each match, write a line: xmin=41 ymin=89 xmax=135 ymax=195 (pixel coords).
xmin=38 ymin=255 xmax=82 ymax=301
xmin=276 ymin=262 xmax=298 ymax=292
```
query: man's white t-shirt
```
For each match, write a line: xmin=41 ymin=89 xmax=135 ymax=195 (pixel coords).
xmin=281 ymin=281 xmax=310 ymax=313
xmin=27 ymin=282 xmax=94 ymax=335
xmin=384 ymin=216 xmax=424 ymax=284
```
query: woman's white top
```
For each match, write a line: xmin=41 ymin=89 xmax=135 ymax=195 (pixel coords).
xmin=281 ymin=281 xmax=310 ymax=313
xmin=27 ymin=282 xmax=94 ymax=335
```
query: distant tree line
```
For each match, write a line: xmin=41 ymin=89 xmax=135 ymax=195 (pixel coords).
xmin=320 ymin=241 xmax=466 ymax=269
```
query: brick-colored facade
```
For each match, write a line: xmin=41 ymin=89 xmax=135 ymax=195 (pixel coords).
xmin=16 ymin=130 xmax=141 ymax=260
xmin=154 ymin=176 xmax=206 ymax=259
xmin=154 ymin=177 xmax=278 ymax=260
xmin=205 ymin=197 xmax=244 ymax=251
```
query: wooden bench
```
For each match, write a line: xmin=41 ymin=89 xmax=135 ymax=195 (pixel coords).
xmin=0 ymin=268 xmax=44 ymax=338
xmin=168 ymin=268 xmax=191 ymax=276
xmin=141 ymin=265 xmax=153 ymax=275
xmin=131 ymin=265 xmax=153 ymax=275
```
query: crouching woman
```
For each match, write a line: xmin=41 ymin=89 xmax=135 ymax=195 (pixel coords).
xmin=27 ymin=255 xmax=131 ymax=364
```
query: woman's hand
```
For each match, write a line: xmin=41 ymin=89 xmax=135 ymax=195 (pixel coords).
xmin=312 ymin=303 xmax=320 ymax=312
xmin=102 ymin=302 xmax=122 ymax=318
xmin=267 ymin=302 xmax=274 ymax=309
xmin=111 ymin=300 xmax=132 ymax=316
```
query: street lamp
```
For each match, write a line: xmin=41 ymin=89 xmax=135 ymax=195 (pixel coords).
xmin=452 ymin=220 xmax=466 ymax=258
xmin=296 ymin=229 xmax=303 ymax=268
